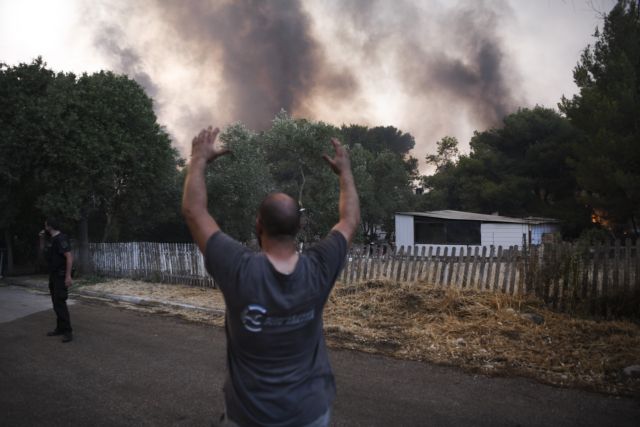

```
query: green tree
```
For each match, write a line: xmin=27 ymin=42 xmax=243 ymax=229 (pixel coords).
xmin=420 ymin=107 xmax=588 ymax=236
xmin=425 ymin=136 xmax=460 ymax=172
xmin=260 ymin=114 xmax=418 ymax=243
xmin=0 ymin=58 xmax=69 ymax=271
xmin=341 ymin=124 xmax=415 ymax=155
xmin=420 ymin=136 xmax=464 ymax=211
xmin=341 ymin=123 xmax=419 ymax=242
xmin=41 ymin=71 xmax=182 ymax=244
xmin=0 ymin=60 xmax=182 ymax=272
xmin=367 ymin=150 xmax=417 ymax=242
xmin=261 ymin=112 xmax=343 ymax=241
xmin=560 ymin=0 xmax=640 ymax=236
xmin=205 ymin=123 xmax=274 ymax=242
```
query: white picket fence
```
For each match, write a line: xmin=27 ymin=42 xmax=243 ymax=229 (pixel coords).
xmin=84 ymin=240 xmax=640 ymax=317
xmin=88 ymin=242 xmax=215 ymax=287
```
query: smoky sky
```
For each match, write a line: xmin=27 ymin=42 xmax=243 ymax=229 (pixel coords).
xmin=86 ymin=0 xmax=522 ymax=159
xmin=153 ymin=0 xmax=357 ymax=130
xmin=403 ymin=2 xmax=518 ymax=126
xmin=336 ymin=0 xmax=519 ymax=129
xmin=93 ymin=25 xmax=159 ymax=100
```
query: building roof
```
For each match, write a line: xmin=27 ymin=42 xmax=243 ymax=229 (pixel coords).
xmin=396 ymin=210 xmax=560 ymax=225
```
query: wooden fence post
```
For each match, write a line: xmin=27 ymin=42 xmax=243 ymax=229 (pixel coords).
xmin=623 ymin=238 xmax=631 ymax=295
xmin=493 ymin=246 xmax=503 ymax=292
xmin=403 ymin=246 xmax=413 ymax=282
xmin=462 ymin=246 xmax=477 ymax=288
xmin=479 ymin=246 xmax=489 ymax=291
xmin=509 ymin=246 xmax=518 ymax=294
xmin=412 ymin=246 xmax=425 ymax=282
xmin=469 ymin=247 xmax=479 ymax=290
xmin=373 ymin=245 xmax=382 ymax=280
xmin=579 ymin=243 xmax=589 ymax=301
xmin=438 ymin=247 xmax=449 ymax=287
xmin=601 ymin=241 xmax=610 ymax=317
xmin=423 ymin=246 xmax=433 ymax=283
xmin=590 ymin=242 xmax=602 ymax=315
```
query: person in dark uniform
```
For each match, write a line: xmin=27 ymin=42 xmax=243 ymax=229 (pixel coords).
xmin=39 ymin=217 xmax=74 ymax=343
xmin=182 ymin=127 xmax=360 ymax=426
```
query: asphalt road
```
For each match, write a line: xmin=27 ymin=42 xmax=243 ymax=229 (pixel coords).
xmin=1 ymin=285 xmax=638 ymax=427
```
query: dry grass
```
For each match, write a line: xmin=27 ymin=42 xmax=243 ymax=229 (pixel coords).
xmin=86 ymin=278 xmax=226 ymax=310
xmin=82 ymin=279 xmax=226 ymax=327
xmin=83 ymin=278 xmax=640 ymax=396
xmin=325 ymin=280 xmax=640 ymax=396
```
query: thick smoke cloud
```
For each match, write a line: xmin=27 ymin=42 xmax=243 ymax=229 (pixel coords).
xmin=400 ymin=2 xmax=518 ymax=126
xmin=93 ymin=25 xmax=159 ymax=100
xmin=85 ymin=0 xmax=522 ymax=162
xmin=334 ymin=0 xmax=519 ymax=131
xmin=156 ymin=0 xmax=358 ymax=130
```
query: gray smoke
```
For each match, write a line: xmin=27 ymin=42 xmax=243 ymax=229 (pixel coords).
xmin=155 ymin=0 xmax=358 ymax=130
xmin=337 ymin=0 xmax=520 ymax=130
xmin=94 ymin=25 xmax=159 ymax=100
xmin=88 ymin=0 xmax=357 ymax=132
xmin=84 ymin=0 xmax=522 ymax=158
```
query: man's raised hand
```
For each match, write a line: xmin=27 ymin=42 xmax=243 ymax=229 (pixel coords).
xmin=322 ymin=138 xmax=351 ymax=175
xmin=190 ymin=126 xmax=231 ymax=164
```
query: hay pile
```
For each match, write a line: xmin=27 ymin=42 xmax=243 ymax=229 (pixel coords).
xmin=324 ymin=280 xmax=640 ymax=396
xmin=82 ymin=278 xmax=640 ymax=396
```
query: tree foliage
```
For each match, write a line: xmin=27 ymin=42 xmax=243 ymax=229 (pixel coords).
xmin=207 ymin=113 xmax=419 ymax=244
xmin=0 ymin=59 xmax=182 ymax=269
xmin=71 ymin=71 xmax=182 ymax=242
xmin=419 ymin=107 xmax=589 ymax=236
xmin=341 ymin=124 xmax=415 ymax=155
xmin=425 ymin=136 xmax=460 ymax=173
xmin=261 ymin=112 xmax=343 ymax=241
xmin=206 ymin=123 xmax=274 ymax=242
xmin=560 ymin=0 xmax=640 ymax=236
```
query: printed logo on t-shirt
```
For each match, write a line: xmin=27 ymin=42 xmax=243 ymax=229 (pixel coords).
xmin=241 ymin=304 xmax=315 ymax=333
xmin=241 ymin=304 xmax=268 ymax=332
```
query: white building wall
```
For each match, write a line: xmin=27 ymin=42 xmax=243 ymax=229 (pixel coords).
xmin=394 ymin=213 xmax=560 ymax=253
xmin=395 ymin=214 xmax=414 ymax=247
xmin=481 ymin=223 xmax=528 ymax=248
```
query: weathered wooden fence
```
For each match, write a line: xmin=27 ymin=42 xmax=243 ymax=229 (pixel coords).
xmin=339 ymin=241 xmax=640 ymax=316
xmin=88 ymin=242 xmax=216 ymax=287
xmin=85 ymin=240 xmax=639 ymax=315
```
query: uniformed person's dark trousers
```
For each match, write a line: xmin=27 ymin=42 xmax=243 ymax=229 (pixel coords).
xmin=49 ymin=272 xmax=72 ymax=333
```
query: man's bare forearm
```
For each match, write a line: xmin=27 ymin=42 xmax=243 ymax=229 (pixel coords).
xmin=337 ymin=169 xmax=361 ymax=241
xmin=182 ymin=158 xmax=209 ymax=218
xmin=182 ymin=157 xmax=221 ymax=252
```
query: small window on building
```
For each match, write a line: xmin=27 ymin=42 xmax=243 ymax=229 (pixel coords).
xmin=415 ymin=222 xmax=446 ymax=244
xmin=414 ymin=219 xmax=481 ymax=245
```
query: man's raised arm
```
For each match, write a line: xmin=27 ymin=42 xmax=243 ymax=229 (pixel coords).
xmin=323 ymin=138 xmax=361 ymax=246
xmin=182 ymin=126 xmax=230 ymax=253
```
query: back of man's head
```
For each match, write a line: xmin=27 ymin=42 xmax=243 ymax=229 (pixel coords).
xmin=46 ymin=216 xmax=61 ymax=231
xmin=258 ymin=193 xmax=301 ymax=241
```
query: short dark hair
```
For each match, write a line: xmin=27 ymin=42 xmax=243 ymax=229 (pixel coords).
xmin=45 ymin=216 xmax=61 ymax=231
xmin=258 ymin=193 xmax=301 ymax=240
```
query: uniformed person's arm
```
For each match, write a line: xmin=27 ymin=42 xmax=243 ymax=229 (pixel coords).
xmin=182 ymin=126 xmax=231 ymax=253
xmin=323 ymin=138 xmax=361 ymax=246
xmin=64 ymin=252 xmax=73 ymax=287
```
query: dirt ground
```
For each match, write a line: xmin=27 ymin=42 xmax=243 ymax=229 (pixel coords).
xmin=78 ymin=277 xmax=640 ymax=397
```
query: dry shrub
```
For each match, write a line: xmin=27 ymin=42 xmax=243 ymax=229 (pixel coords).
xmin=325 ymin=280 xmax=640 ymax=396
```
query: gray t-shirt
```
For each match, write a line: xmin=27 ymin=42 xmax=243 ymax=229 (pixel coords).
xmin=205 ymin=230 xmax=347 ymax=427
